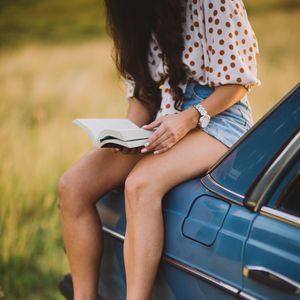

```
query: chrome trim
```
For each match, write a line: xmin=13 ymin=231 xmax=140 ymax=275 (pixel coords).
xmin=239 ymin=291 xmax=259 ymax=300
xmin=201 ymin=176 xmax=244 ymax=206
xmin=245 ymin=131 xmax=300 ymax=212
xmin=102 ymin=226 xmax=240 ymax=295
xmin=163 ymin=256 xmax=239 ymax=294
xmin=243 ymin=265 xmax=300 ymax=295
xmin=205 ymin=174 xmax=245 ymax=199
xmin=260 ymin=206 xmax=300 ymax=227
xmin=103 ymin=226 xmax=125 ymax=241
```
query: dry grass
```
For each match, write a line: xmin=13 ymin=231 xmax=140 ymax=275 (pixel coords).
xmin=249 ymin=10 xmax=300 ymax=119
xmin=0 ymin=39 xmax=127 ymax=300
xmin=0 ymin=8 xmax=299 ymax=299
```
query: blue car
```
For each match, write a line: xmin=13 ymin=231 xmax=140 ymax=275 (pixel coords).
xmin=59 ymin=83 xmax=300 ymax=300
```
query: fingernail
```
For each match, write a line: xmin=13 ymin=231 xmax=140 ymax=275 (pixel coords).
xmin=141 ymin=148 xmax=147 ymax=153
xmin=142 ymin=125 xmax=147 ymax=128
xmin=144 ymin=142 xmax=149 ymax=147
xmin=153 ymin=150 xmax=159 ymax=155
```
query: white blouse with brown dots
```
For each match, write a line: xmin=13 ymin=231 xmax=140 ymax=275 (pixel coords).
xmin=125 ymin=0 xmax=260 ymax=120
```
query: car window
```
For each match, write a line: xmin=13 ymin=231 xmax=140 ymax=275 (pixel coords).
xmin=210 ymin=86 xmax=300 ymax=197
xmin=278 ymin=176 xmax=300 ymax=218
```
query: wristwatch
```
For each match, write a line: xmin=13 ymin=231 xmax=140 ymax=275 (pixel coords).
xmin=192 ymin=103 xmax=211 ymax=128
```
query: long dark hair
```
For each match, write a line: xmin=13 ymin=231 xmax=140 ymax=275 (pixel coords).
xmin=104 ymin=0 xmax=188 ymax=114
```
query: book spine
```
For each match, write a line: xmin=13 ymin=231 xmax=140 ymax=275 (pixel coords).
xmin=95 ymin=139 xmax=101 ymax=148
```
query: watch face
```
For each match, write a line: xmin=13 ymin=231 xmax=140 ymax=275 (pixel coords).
xmin=200 ymin=115 xmax=210 ymax=128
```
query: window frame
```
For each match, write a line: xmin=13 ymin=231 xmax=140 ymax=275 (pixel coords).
xmin=260 ymin=207 xmax=300 ymax=228
xmin=244 ymin=131 xmax=300 ymax=211
xmin=276 ymin=164 xmax=300 ymax=216
xmin=201 ymin=83 xmax=300 ymax=207
xmin=258 ymin=150 xmax=300 ymax=227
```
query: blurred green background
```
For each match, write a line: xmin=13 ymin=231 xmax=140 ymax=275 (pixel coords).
xmin=0 ymin=0 xmax=299 ymax=299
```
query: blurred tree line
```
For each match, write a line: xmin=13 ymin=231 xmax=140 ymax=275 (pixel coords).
xmin=0 ymin=0 xmax=299 ymax=48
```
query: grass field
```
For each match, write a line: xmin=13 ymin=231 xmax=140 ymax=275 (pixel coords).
xmin=0 ymin=39 xmax=127 ymax=299
xmin=0 ymin=1 xmax=299 ymax=299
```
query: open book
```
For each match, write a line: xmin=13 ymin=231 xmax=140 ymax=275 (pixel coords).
xmin=73 ymin=118 xmax=155 ymax=148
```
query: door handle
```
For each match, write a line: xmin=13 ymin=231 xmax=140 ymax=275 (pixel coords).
xmin=243 ymin=265 xmax=300 ymax=295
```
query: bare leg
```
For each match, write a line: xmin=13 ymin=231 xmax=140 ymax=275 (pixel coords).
xmin=123 ymin=129 xmax=229 ymax=300
xmin=58 ymin=147 xmax=145 ymax=300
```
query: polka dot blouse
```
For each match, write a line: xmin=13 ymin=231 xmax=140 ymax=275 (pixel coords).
xmin=125 ymin=0 xmax=260 ymax=119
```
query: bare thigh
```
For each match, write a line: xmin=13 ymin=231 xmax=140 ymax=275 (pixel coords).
xmin=61 ymin=147 xmax=147 ymax=204
xmin=126 ymin=128 xmax=229 ymax=196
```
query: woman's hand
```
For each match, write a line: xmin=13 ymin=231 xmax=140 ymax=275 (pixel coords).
xmin=111 ymin=146 xmax=143 ymax=155
xmin=140 ymin=109 xmax=199 ymax=155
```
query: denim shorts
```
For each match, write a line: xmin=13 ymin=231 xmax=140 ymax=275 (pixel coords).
xmin=182 ymin=82 xmax=254 ymax=148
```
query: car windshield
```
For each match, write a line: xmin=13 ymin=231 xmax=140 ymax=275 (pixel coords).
xmin=210 ymin=85 xmax=300 ymax=197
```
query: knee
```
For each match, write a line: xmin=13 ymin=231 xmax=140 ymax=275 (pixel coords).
xmin=57 ymin=170 xmax=87 ymax=216
xmin=57 ymin=171 xmax=68 ymax=198
xmin=124 ymin=172 xmax=161 ymax=213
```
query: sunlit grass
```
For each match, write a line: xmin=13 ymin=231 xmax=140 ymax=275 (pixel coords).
xmin=249 ymin=10 xmax=300 ymax=119
xmin=0 ymin=39 xmax=127 ymax=300
xmin=0 ymin=0 xmax=106 ymax=47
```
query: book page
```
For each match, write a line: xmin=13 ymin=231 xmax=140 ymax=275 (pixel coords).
xmin=100 ymin=138 xmax=148 ymax=149
xmin=72 ymin=118 xmax=140 ymax=142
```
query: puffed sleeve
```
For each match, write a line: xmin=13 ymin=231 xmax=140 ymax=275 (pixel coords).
xmin=124 ymin=76 xmax=136 ymax=100
xmin=203 ymin=0 xmax=260 ymax=90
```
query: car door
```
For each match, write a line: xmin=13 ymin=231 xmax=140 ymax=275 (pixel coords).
xmin=158 ymin=180 xmax=253 ymax=300
xmin=200 ymin=83 xmax=300 ymax=300
xmin=157 ymin=84 xmax=300 ymax=299
xmin=95 ymin=83 xmax=300 ymax=300
xmin=242 ymin=134 xmax=300 ymax=300
xmin=97 ymin=177 xmax=249 ymax=300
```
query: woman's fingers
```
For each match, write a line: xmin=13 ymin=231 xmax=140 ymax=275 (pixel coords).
xmin=153 ymin=147 xmax=169 ymax=155
xmin=153 ymin=142 xmax=174 ymax=154
xmin=142 ymin=116 xmax=164 ymax=130
xmin=119 ymin=146 xmax=143 ymax=154
xmin=110 ymin=146 xmax=145 ymax=155
xmin=142 ymin=125 xmax=168 ymax=151
xmin=111 ymin=147 xmax=120 ymax=153
xmin=152 ymin=137 xmax=174 ymax=154
xmin=128 ymin=146 xmax=143 ymax=154
xmin=144 ymin=132 xmax=172 ymax=152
